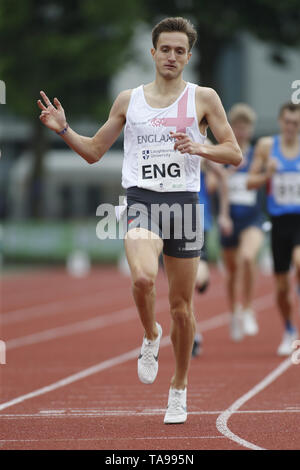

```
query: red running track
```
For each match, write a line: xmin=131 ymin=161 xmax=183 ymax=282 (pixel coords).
xmin=0 ymin=265 xmax=299 ymax=450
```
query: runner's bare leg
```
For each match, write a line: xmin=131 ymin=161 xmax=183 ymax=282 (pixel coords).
xmin=222 ymin=247 xmax=240 ymax=312
xmin=238 ymin=227 xmax=263 ymax=309
xmin=274 ymin=272 xmax=293 ymax=323
xmin=125 ymin=228 xmax=163 ymax=341
xmin=163 ymin=254 xmax=199 ymax=389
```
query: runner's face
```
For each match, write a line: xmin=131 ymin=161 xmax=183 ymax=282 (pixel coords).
xmin=231 ymin=120 xmax=254 ymax=144
xmin=151 ymin=32 xmax=191 ymax=80
xmin=279 ymin=110 xmax=300 ymax=141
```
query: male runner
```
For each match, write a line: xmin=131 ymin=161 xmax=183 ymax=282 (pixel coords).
xmin=38 ymin=17 xmax=242 ymax=423
xmin=221 ymin=104 xmax=265 ymax=341
xmin=247 ymin=102 xmax=300 ymax=355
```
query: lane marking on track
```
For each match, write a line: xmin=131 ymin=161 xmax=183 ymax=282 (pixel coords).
xmin=1 ymin=408 xmax=300 ymax=419
xmin=0 ymin=292 xmax=274 ymax=413
xmin=1 ymin=275 xmax=123 ymax=307
xmin=5 ymin=296 xmax=170 ymax=350
xmin=5 ymin=292 xmax=274 ymax=351
xmin=216 ymin=357 xmax=293 ymax=450
xmin=1 ymin=285 xmax=133 ymax=325
xmin=0 ymin=308 xmax=238 ymax=413
xmin=2 ymin=268 xmax=227 ymax=326
xmin=0 ymin=436 xmax=226 ymax=443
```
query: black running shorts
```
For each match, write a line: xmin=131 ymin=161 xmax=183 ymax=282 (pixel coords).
xmin=123 ymin=186 xmax=203 ymax=259
xmin=271 ymin=213 xmax=300 ymax=273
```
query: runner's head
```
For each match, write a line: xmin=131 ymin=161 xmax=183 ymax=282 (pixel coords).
xmin=151 ymin=17 xmax=197 ymax=80
xmin=228 ymin=103 xmax=256 ymax=145
xmin=278 ymin=102 xmax=300 ymax=142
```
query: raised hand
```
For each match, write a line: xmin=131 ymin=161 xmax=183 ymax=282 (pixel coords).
xmin=37 ymin=91 xmax=67 ymax=133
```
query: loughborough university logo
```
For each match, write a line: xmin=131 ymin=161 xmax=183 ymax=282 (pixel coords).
xmin=142 ymin=150 xmax=150 ymax=160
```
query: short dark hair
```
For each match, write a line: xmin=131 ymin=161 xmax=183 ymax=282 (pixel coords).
xmin=152 ymin=17 xmax=197 ymax=52
xmin=279 ymin=102 xmax=300 ymax=117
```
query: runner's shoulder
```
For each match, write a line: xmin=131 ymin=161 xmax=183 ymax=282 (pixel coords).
xmin=195 ymin=86 xmax=219 ymax=103
xmin=113 ymin=89 xmax=133 ymax=114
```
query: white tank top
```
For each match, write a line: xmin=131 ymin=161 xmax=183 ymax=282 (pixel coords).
xmin=122 ymin=82 xmax=206 ymax=192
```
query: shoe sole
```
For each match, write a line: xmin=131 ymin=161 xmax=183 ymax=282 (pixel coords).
xmin=137 ymin=371 xmax=158 ymax=384
xmin=231 ymin=334 xmax=244 ymax=342
xmin=243 ymin=321 xmax=259 ymax=336
xmin=277 ymin=350 xmax=292 ymax=357
xmin=164 ymin=415 xmax=187 ymax=424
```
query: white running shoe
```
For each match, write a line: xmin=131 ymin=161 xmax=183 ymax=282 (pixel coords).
xmin=277 ymin=329 xmax=298 ymax=356
xmin=138 ymin=322 xmax=162 ymax=384
xmin=164 ymin=388 xmax=187 ymax=424
xmin=243 ymin=309 xmax=259 ymax=336
xmin=230 ymin=311 xmax=244 ymax=342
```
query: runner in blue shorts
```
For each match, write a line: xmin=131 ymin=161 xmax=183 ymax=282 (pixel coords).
xmin=248 ymin=102 xmax=300 ymax=356
xmin=221 ymin=104 xmax=265 ymax=342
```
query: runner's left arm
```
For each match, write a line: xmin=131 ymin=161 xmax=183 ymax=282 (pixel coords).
xmin=171 ymin=88 xmax=242 ymax=166
xmin=247 ymin=137 xmax=277 ymax=189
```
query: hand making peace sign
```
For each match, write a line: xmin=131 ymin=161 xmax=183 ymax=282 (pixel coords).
xmin=37 ymin=91 xmax=67 ymax=133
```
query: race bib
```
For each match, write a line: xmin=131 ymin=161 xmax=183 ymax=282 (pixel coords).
xmin=272 ymin=172 xmax=300 ymax=205
xmin=137 ymin=145 xmax=186 ymax=192
xmin=228 ymin=173 xmax=257 ymax=206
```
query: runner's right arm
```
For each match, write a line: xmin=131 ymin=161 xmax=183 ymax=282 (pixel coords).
xmin=206 ymin=160 xmax=233 ymax=236
xmin=247 ymin=137 xmax=277 ymax=189
xmin=37 ymin=90 xmax=131 ymax=164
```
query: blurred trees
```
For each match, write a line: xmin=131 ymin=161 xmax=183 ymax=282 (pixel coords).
xmin=0 ymin=0 xmax=141 ymax=216
xmin=144 ymin=0 xmax=300 ymax=91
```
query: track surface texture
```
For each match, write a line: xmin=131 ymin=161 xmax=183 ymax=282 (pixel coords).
xmin=0 ymin=265 xmax=299 ymax=450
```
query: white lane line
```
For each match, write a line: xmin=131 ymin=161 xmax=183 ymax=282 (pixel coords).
xmin=1 ymin=408 xmax=300 ymax=419
xmin=5 ymin=291 xmax=274 ymax=351
xmin=0 ymin=436 xmax=225 ymax=442
xmin=0 ymin=291 xmax=274 ymax=415
xmin=2 ymin=271 xmax=224 ymax=326
xmin=135 ymin=436 xmax=225 ymax=440
xmin=1 ymin=285 xmax=132 ymax=325
xmin=1 ymin=276 xmax=116 ymax=306
xmin=5 ymin=296 xmax=170 ymax=350
xmin=216 ymin=357 xmax=293 ymax=450
xmin=0 ymin=347 xmax=142 ymax=412
xmin=0 ymin=311 xmax=231 ymax=413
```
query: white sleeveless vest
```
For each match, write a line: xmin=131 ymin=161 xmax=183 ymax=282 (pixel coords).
xmin=122 ymin=82 xmax=206 ymax=192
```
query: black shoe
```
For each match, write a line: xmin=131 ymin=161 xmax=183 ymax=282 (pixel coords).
xmin=196 ymin=280 xmax=209 ymax=294
xmin=192 ymin=333 xmax=203 ymax=357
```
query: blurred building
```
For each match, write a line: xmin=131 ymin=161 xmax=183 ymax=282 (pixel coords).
xmin=8 ymin=149 xmax=123 ymax=219
xmin=218 ymin=32 xmax=300 ymax=136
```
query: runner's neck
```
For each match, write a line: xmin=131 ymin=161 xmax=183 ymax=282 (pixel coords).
xmin=144 ymin=76 xmax=187 ymax=108
xmin=280 ymin=134 xmax=300 ymax=158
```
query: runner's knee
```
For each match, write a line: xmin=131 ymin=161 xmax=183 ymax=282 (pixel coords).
xmin=275 ymin=276 xmax=289 ymax=297
xmin=170 ymin=298 xmax=193 ymax=324
xmin=133 ymin=272 xmax=155 ymax=293
xmin=240 ymin=250 xmax=255 ymax=268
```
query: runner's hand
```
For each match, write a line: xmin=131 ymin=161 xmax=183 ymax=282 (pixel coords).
xmin=171 ymin=131 xmax=202 ymax=155
xmin=37 ymin=91 xmax=67 ymax=133
xmin=218 ymin=214 xmax=233 ymax=236
xmin=266 ymin=158 xmax=277 ymax=178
